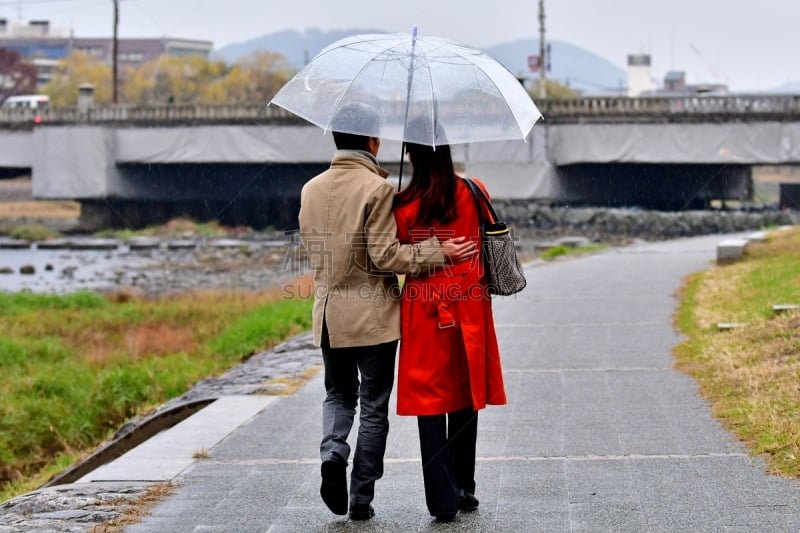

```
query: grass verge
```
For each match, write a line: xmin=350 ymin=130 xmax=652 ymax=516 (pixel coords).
xmin=0 ymin=222 xmax=60 ymax=241
xmin=674 ymin=226 xmax=800 ymax=476
xmin=539 ymin=242 xmax=608 ymax=261
xmin=93 ymin=218 xmax=233 ymax=239
xmin=0 ymin=277 xmax=313 ymax=501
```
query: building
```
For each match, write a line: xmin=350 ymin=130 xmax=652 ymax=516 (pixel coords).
xmin=71 ymin=38 xmax=213 ymax=66
xmin=655 ymin=70 xmax=728 ymax=96
xmin=663 ymin=71 xmax=686 ymax=92
xmin=625 ymin=51 xmax=730 ymax=98
xmin=626 ymin=54 xmax=657 ymax=97
xmin=0 ymin=19 xmax=212 ymax=86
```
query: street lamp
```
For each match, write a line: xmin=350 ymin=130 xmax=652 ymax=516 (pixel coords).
xmin=538 ymin=0 xmax=547 ymax=99
xmin=112 ymin=0 xmax=119 ymax=104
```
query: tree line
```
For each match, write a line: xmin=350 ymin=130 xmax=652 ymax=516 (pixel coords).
xmin=2 ymin=48 xmax=292 ymax=107
xmin=2 ymin=47 xmax=576 ymax=107
xmin=0 ymin=49 xmax=38 ymax=103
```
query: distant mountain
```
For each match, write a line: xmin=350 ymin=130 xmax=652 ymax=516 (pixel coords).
xmin=486 ymin=39 xmax=626 ymax=94
xmin=212 ymin=28 xmax=384 ymax=67
xmin=214 ymin=29 xmax=627 ymax=95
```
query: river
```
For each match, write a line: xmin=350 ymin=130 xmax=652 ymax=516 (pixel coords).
xmin=0 ymin=236 xmax=295 ymax=295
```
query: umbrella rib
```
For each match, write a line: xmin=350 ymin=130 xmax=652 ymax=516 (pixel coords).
xmin=324 ymin=37 xmax=414 ymax=136
xmin=446 ymin=46 xmax=530 ymax=139
xmin=322 ymin=49 xmax=398 ymax=135
xmin=415 ymin=40 xmax=438 ymax=147
xmin=314 ymin=34 xmax=401 ymax=59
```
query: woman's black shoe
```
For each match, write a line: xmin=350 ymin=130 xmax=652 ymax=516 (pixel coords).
xmin=435 ymin=512 xmax=457 ymax=523
xmin=458 ymin=490 xmax=479 ymax=512
xmin=349 ymin=504 xmax=375 ymax=521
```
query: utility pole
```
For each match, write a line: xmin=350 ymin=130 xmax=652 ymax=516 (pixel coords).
xmin=112 ymin=0 xmax=119 ymax=104
xmin=538 ymin=0 xmax=547 ymax=99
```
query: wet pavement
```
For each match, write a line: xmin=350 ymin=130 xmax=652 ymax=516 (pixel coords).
xmin=4 ymin=233 xmax=800 ymax=532
xmin=121 ymin=233 xmax=800 ymax=532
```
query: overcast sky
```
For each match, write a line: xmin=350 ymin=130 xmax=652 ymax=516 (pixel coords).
xmin=3 ymin=0 xmax=798 ymax=92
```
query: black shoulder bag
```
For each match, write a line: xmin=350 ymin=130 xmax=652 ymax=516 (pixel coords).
xmin=463 ymin=178 xmax=527 ymax=296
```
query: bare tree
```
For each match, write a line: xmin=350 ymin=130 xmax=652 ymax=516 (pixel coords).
xmin=0 ymin=48 xmax=38 ymax=103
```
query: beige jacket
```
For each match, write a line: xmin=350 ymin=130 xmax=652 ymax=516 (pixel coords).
xmin=299 ymin=150 xmax=445 ymax=348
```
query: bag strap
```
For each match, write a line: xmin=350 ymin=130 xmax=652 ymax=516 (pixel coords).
xmin=462 ymin=177 xmax=499 ymax=224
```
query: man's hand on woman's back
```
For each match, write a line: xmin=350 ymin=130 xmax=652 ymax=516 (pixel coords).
xmin=441 ymin=237 xmax=478 ymax=264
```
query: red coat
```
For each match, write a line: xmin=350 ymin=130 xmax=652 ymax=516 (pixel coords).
xmin=393 ymin=178 xmax=507 ymax=416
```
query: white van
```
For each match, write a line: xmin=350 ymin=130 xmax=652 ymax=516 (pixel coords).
xmin=1 ymin=94 xmax=50 ymax=110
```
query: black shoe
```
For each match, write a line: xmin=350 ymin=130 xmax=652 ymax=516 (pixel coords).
xmin=320 ymin=459 xmax=348 ymax=515
xmin=349 ymin=504 xmax=375 ymax=521
xmin=458 ymin=490 xmax=479 ymax=512
xmin=435 ymin=512 xmax=457 ymax=523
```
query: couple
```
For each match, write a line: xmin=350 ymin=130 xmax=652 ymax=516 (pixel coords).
xmin=297 ymin=104 xmax=507 ymax=523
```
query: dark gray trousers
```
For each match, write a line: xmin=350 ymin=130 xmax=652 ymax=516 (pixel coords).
xmin=320 ymin=327 xmax=397 ymax=507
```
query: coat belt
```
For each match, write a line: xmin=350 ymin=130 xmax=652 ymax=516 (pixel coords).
xmin=419 ymin=272 xmax=481 ymax=329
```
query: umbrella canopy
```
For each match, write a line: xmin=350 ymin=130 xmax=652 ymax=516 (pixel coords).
xmin=270 ymin=29 xmax=542 ymax=147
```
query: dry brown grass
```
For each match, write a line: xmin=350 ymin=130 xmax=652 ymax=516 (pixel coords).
xmin=0 ymin=200 xmax=80 ymax=219
xmin=90 ymin=482 xmax=175 ymax=533
xmin=192 ymin=447 xmax=210 ymax=459
xmin=82 ymin=323 xmax=199 ymax=365
xmin=126 ymin=324 xmax=197 ymax=359
xmin=79 ymin=276 xmax=314 ymax=365
xmin=753 ymin=165 xmax=800 ymax=183
xmin=262 ymin=366 xmax=322 ymax=396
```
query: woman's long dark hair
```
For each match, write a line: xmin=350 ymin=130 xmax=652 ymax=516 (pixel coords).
xmin=394 ymin=143 xmax=458 ymax=227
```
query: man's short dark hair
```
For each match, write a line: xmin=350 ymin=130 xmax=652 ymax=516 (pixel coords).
xmin=330 ymin=102 xmax=381 ymax=151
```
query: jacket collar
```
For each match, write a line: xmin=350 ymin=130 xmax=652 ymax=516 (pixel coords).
xmin=332 ymin=150 xmax=390 ymax=178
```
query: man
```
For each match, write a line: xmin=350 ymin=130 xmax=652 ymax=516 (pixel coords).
xmin=298 ymin=103 xmax=476 ymax=521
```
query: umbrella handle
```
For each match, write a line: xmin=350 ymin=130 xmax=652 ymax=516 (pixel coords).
xmin=398 ymin=142 xmax=405 ymax=190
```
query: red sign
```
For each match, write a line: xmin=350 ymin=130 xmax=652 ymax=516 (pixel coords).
xmin=527 ymin=54 xmax=541 ymax=73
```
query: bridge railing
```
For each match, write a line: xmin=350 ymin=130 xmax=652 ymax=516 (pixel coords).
xmin=542 ymin=94 xmax=800 ymax=122
xmin=2 ymin=95 xmax=800 ymax=128
xmin=0 ymin=103 xmax=302 ymax=128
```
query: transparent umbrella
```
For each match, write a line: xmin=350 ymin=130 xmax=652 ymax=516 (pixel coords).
xmin=270 ymin=27 xmax=542 ymax=147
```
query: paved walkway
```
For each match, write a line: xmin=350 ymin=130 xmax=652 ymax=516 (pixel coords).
xmin=124 ymin=234 xmax=800 ymax=532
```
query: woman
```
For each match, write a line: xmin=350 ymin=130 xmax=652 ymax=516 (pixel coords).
xmin=393 ymin=137 xmax=507 ymax=522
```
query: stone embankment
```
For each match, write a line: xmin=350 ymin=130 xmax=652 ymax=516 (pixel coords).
xmin=498 ymin=203 xmax=800 ymax=243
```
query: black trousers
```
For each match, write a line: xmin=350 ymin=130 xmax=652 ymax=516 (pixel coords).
xmin=319 ymin=324 xmax=397 ymax=507
xmin=417 ymin=407 xmax=479 ymax=516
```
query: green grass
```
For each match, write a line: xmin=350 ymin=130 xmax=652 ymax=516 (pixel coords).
xmin=539 ymin=242 xmax=607 ymax=261
xmin=210 ymin=299 xmax=315 ymax=358
xmin=674 ymin=226 xmax=800 ymax=477
xmin=0 ymin=223 xmax=59 ymax=241
xmin=0 ymin=289 xmax=313 ymax=501
xmin=94 ymin=217 xmax=230 ymax=239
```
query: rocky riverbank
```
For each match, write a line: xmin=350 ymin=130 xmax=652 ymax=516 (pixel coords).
xmin=497 ymin=202 xmax=800 ymax=242
xmin=0 ymin=233 xmax=303 ymax=296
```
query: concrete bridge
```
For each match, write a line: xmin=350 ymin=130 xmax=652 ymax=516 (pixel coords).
xmin=1 ymin=95 xmax=799 ymax=228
